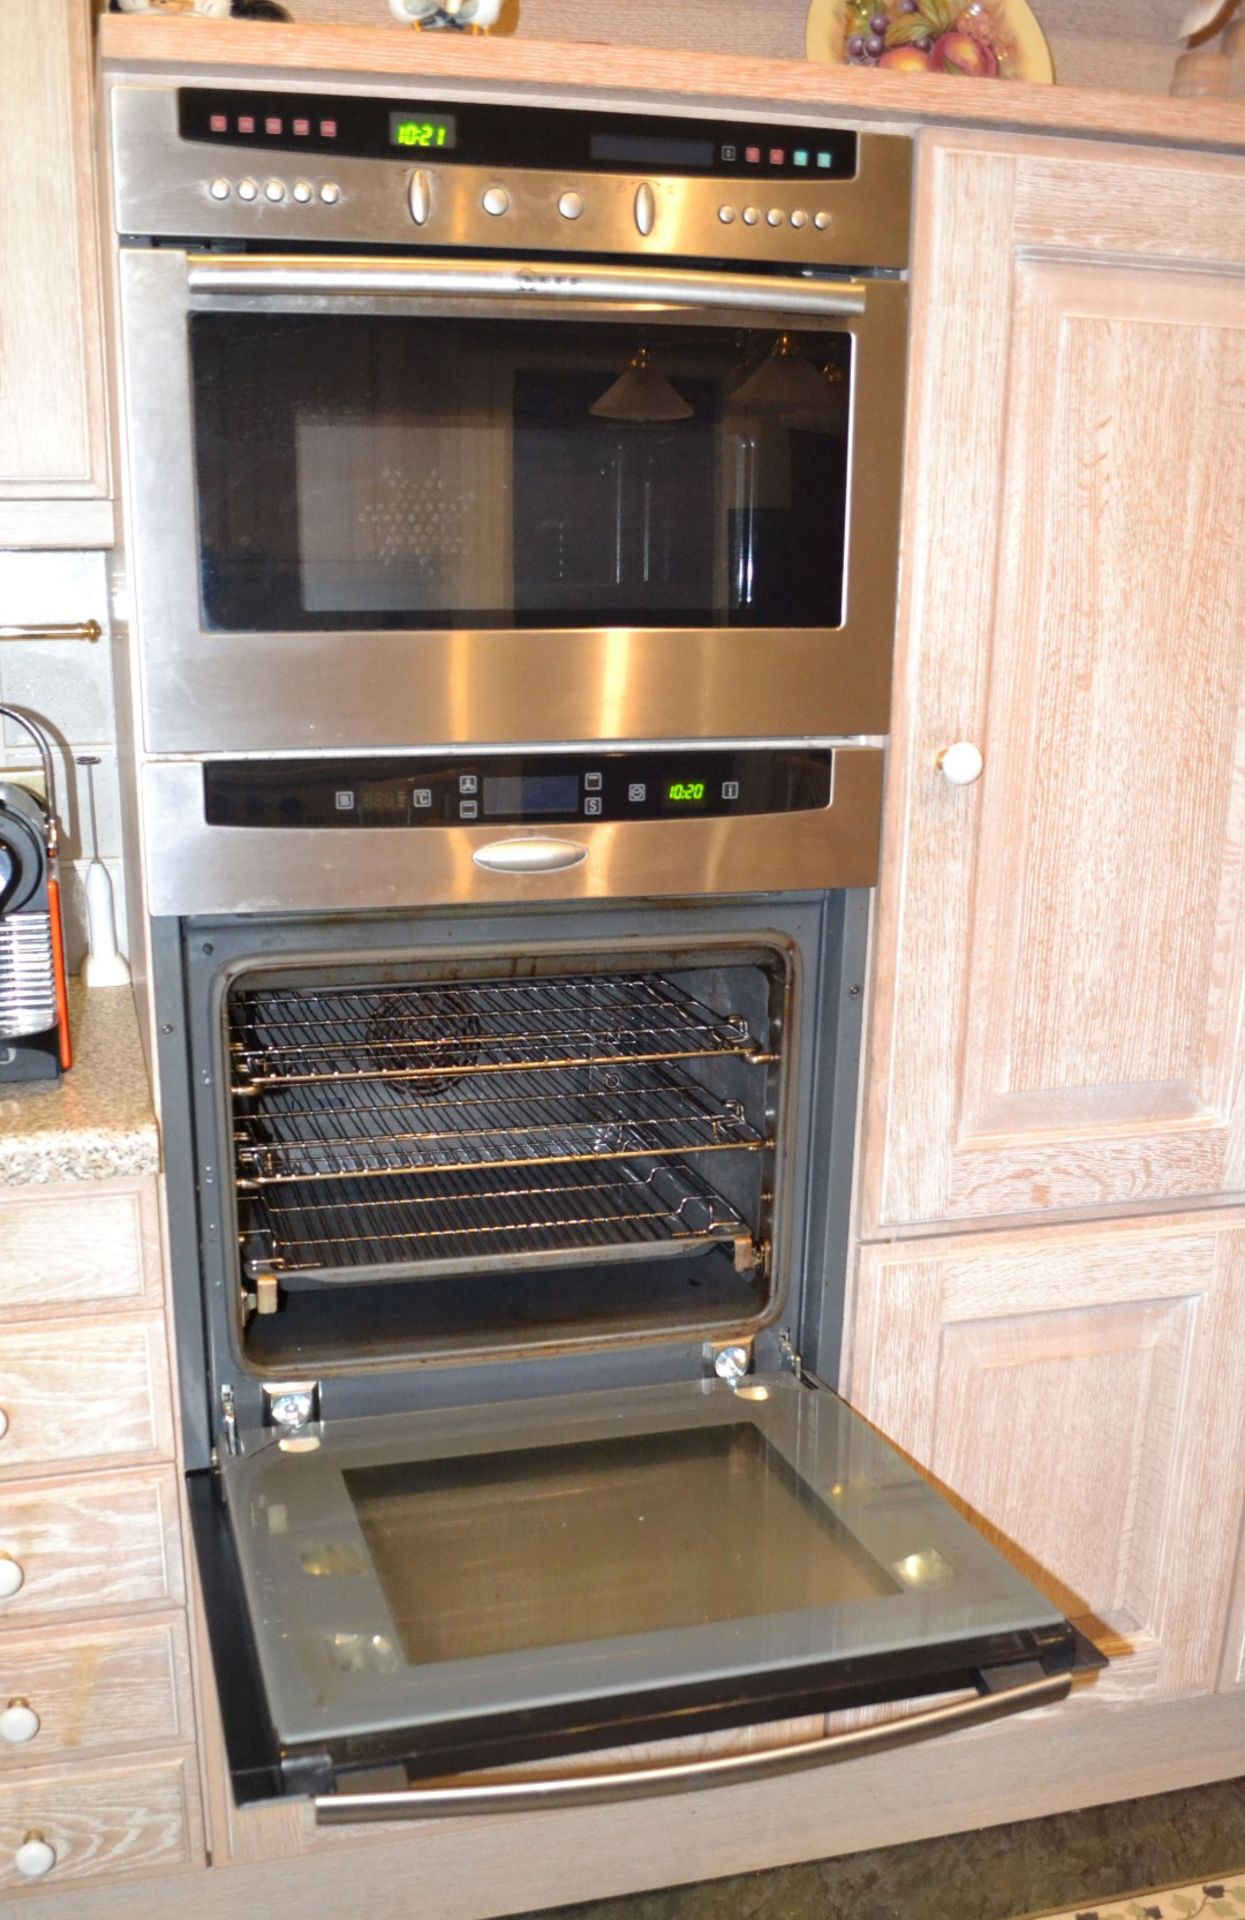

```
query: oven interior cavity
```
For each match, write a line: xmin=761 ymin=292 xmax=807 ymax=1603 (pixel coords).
xmin=226 ymin=947 xmax=788 ymax=1370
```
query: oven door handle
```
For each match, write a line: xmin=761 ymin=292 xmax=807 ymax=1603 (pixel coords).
xmin=312 ymin=1668 xmax=1071 ymax=1824
xmin=185 ymin=253 xmax=868 ymax=319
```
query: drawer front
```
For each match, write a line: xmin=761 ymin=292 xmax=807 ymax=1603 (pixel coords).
xmin=0 ymin=1470 xmax=184 ymax=1625
xmin=0 ymin=1319 xmax=173 ymax=1477
xmin=0 ymin=1616 xmax=192 ymax=1770
xmin=0 ymin=1753 xmax=203 ymax=1896
xmin=0 ymin=1188 xmax=155 ymax=1320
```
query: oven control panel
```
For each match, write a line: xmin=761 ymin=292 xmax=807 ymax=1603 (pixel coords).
xmin=110 ymin=86 xmax=912 ymax=272
xmin=203 ymin=751 xmax=834 ymax=830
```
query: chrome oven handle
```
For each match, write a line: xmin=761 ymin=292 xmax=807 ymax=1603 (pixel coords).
xmin=471 ymin=838 xmax=589 ymax=874
xmin=313 ymin=1669 xmax=1071 ymax=1824
xmin=185 ymin=254 xmax=868 ymax=319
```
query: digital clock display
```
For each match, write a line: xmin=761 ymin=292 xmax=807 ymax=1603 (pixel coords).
xmin=665 ymin=780 xmax=708 ymax=806
xmin=388 ymin=112 xmax=457 ymax=151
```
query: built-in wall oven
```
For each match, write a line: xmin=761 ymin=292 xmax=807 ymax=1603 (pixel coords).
xmin=108 ymin=71 xmax=1101 ymax=1824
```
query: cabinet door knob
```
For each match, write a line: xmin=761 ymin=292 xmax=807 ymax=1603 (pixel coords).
xmin=0 ymin=1553 xmax=25 ymax=1599
xmin=0 ymin=1408 xmax=8 ymax=1441
xmin=14 ymin=1832 xmax=56 ymax=1878
xmin=0 ymin=1699 xmax=39 ymax=1745
xmin=936 ymin=741 xmax=984 ymax=786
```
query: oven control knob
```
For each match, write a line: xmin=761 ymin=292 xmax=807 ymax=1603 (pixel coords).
xmin=0 ymin=1700 xmax=39 ymax=1745
xmin=264 ymin=178 xmax=286 ymax=203
xmin=0 ymin=1554 xmax=24 ymax=1599
xmin=634 ymin=181 xmax=656 ymax=236
xmin=482 ymin=186 xmax=511 ymax=217
xmin=237 ymin=177 xmax=258 ymax=202
xmin=292 ymin=181 xmax=313 ymax=204
xmin=14 ymin=1833 xmax=56 ymax=1880
xmin=408 ymin=168 xmax=432 ymax=226
xmin=208 ymin=178 xmax=230 ymax=201
xmin=937 ymin=741 xmax=985 ymax=786
xmin=557 ymin=190 xmax=584 ymax=221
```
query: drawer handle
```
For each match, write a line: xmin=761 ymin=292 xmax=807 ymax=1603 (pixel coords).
xmin=0 ymin=1408 xmax=7 ymax=1441
xmin=0 ymin=1554 xmax=23 ymax=1600
xmin=0 ymin=1700 xmax=39 ymax=1746
xmin=14 ymin=1832 xmax=56 ymax=1879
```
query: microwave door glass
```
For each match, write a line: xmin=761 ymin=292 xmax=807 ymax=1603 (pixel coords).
xmin=215 ymin=1376 xmax=1078 ymax=1782
xmin=189 ymin=313 xmax=851 ymax=634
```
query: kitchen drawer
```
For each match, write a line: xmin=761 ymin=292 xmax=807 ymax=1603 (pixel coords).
xmin=0 ymin=1185 xmax=157 ymax=1321
xmin=0 ymin=1317 xmax=173 ymax=1478
xmin=0 ymin=1313 xmax=173 ymax=1474
xmin=0 ymin=1614 xmax=193 ymax=1770
xmin=0 ymin=1469 xmax=184 ymax=1625
xmin=0 ymin=1752 xmax=203 ymax=1896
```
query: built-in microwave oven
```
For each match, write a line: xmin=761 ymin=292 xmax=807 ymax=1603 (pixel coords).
xmin=110 ymin=85 xmax=910 ymax=757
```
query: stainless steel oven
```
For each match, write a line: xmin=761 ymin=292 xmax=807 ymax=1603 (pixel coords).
xmin=110 ymin=83 xmax=909 ymax=755
xmin=110 ymin=69 xmax=1101 ymax=1828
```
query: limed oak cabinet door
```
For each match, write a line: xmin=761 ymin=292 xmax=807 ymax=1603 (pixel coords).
xmin=849 ymin=1212 xmax=1245 ymax=1702
xmin=862 ymin=131 xmax=1245 ymax=1232
xmin=0 ymin=0 xmax=112 ymax=547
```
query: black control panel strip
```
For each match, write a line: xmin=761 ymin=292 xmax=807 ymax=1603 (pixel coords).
xmin=179 ymin=90 xmax=859 ymax=184
xmin=203 ymin=751 xmax=834 ymax=830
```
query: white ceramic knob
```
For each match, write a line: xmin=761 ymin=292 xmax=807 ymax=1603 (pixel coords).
xmin=0 ymin=1700 xmax=40 ymax=1745
xmin=0 ymin=1407 xmax=8 ymax=1441
xmin=14 ymin=1832 xmax=56 ymax=1879
xmin=937 ymin=741 xmax=984 ymax=787
xmin=0 ymin=1553 xmax=25 ymax=1599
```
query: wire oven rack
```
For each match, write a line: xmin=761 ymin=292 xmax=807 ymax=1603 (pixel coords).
xmin=229 ymin=973 xmax=774 ymax=1287
xmin=234 ymin=1062 xmax=766 ymax=1183
xmin=240 ymin=1156 xmax=757 ymax=1284
xmin=229 ymin=974 xmax=772 ymax=1092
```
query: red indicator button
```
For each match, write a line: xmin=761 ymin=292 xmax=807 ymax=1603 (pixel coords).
xmin=320 ymin=118 xmax=338 ymax=138
xmin=236 ymin=115 xmax=255 ymax=134
xmin=744 ymin=145 xmax=761 ymax=163
xmin=265 ymin=116 xmax=283 ymax=136
xmin=293 ymin=117 xmax=310 ymax=136
xmin=209 ymin=114 xmax=228 ymax=133
xmin=770 ymin=147 xmax=785 ymax=165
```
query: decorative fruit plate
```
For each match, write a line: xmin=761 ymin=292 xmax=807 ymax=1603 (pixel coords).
xmin=805 ymin=0 xmax=1054 ymax=81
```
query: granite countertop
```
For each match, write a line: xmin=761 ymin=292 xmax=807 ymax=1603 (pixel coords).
xmin=0 ymin=982 xmax=159 ymax=1186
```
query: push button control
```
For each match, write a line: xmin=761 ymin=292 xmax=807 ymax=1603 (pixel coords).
xmin=557 ymin=190 xmax=584 ymax=220
xmin=634 ymin=181 xmax=656 ymax=236
xmin=482 ymin=186 xmax=511 ymax=216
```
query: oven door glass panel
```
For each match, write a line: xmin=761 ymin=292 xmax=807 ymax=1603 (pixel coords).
xmin=189 ymin=314 xmax=851 ymax=633
xmin=216 ymin=1375 xmax=1078 ymax=1780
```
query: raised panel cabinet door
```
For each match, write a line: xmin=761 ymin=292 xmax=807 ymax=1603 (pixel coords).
xmin=862 ymin=131 xmax=1245 ymax=1232
xmin=849 ymin=1212 xmax=1245 ymax=1703
xmin=0 ymin=1316 xmax=174 ymax=1477
xmin=1222 ymin=1526 xmax=1245 ymax=1691
xmin=0 ymin=0 xmax=111 ymax=545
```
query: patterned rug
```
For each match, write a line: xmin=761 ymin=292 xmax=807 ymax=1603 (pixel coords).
xmin=1032 ymin=1873 xmax=1245 ymax=1919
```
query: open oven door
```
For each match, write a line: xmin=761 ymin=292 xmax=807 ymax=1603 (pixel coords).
xmin=189 ymin=1371 xmax=1104 ymax=1821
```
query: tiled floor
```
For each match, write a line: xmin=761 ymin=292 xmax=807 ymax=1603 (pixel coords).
xmin=517 ymin=1778 xmax=1245 ymax=1920
xmin=1033 ymin=1875 xmax=1245 ymax=1919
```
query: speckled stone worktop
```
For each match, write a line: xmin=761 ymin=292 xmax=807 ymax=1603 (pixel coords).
xmin=0 ymin=982 xmax=159 ymax=1185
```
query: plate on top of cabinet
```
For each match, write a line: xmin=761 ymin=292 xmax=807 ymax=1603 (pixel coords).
xmin=806 ymin=0 xmax=1054 ymax=81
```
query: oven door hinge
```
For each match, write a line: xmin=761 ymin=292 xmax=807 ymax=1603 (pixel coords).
xmin=704 ymin=1340 xmax=754 ymax=1386
xmin=262 ymin=1379 xmax=322 ymax=1436
xmin=219 ymin=1383 xmax=240 ymax=1458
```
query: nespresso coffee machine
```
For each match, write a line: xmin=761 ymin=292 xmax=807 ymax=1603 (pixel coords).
xmin=0 ymin=709 xmax=71 ymax=1083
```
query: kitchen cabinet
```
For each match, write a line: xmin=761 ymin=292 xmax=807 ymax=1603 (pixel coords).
xmin=848 ymin=1210 xmax=1245 ymax=1702
xmin=860 ymin=130 xmax=1245 ymax=1235
xmin=0 ymin=0 xmax=112 ymax=547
